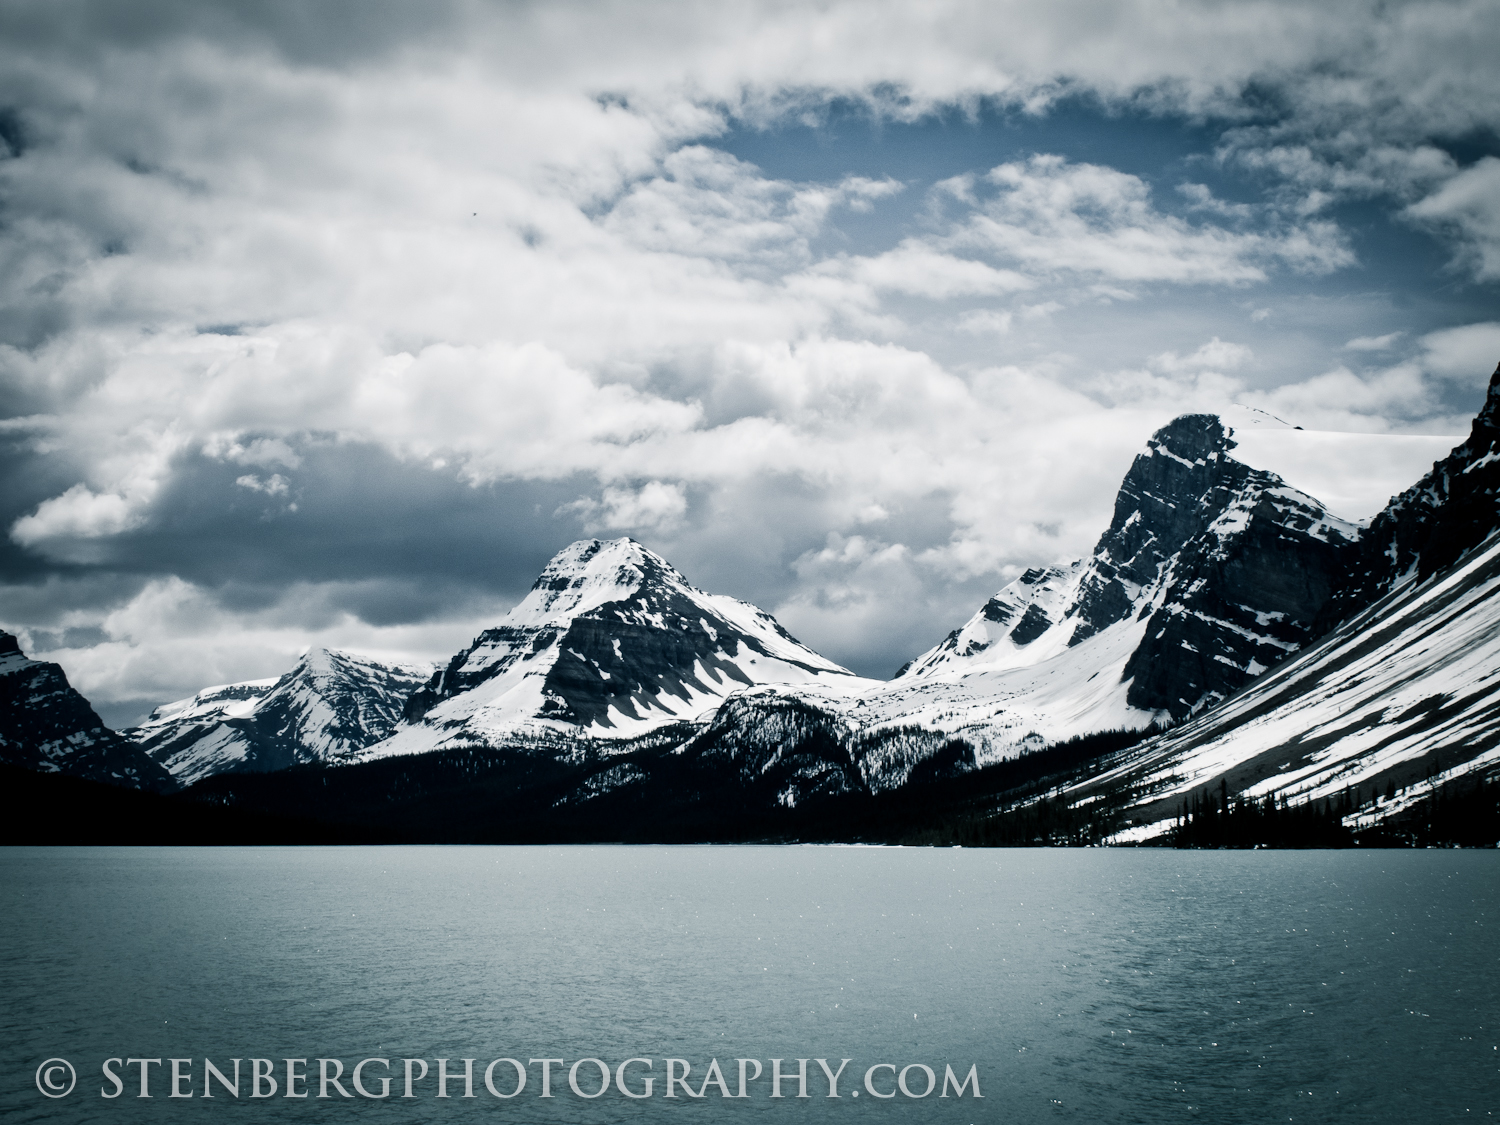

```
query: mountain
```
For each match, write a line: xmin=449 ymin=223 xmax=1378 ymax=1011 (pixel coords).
xmin=0 ymin=631 xmax=175 ymax=791
xmin=127 ymin=648 xmax=432 ymax=785
xmin=1070 ymin=363 xmax=1500 ymax=841
xmin=699 ymin=412 xmax=1363 ymax=793
xmin=1080 ymin=527 xmax=1500 ymax=842
xmin=899 ymin=414 xmax=1358 ymax=715
xmin=366 ymin=537 xmax=873 ymax=760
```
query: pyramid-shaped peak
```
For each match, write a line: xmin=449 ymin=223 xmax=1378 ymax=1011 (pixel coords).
xmin=511 ymin=537 xmax=697 ymax=628
xmin=295 ymin=646 xmax=337 ymax=674
xmin=531 ymin=537 xmax=687 ymax=593
xmin=537 ymin=537 xmax=675 ymax=578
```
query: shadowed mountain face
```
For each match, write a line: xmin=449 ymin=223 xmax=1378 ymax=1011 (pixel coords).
xmin=0 ymin=631 xmax=175 ymax=791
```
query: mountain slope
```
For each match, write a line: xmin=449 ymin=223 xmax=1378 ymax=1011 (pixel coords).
xmin=127 ymin=648 xmax=432 ymax=785
xmin=0 ymin=631 xmax=175 ymax=791
xmin=367 ymin=537 xmax=874 ymax=759
xmin=1084 ymin=528 xmax=1500 ymax=842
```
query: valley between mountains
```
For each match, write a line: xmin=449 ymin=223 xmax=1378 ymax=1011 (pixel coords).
xmin=6 ymin=366 xmax=1500 ymax=845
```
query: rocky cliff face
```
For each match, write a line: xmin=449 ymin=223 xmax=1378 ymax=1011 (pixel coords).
xmin=0 ymin=631 xmax=175 ymax=791
xmin=127 ymin=648 xmax=432 ymax=785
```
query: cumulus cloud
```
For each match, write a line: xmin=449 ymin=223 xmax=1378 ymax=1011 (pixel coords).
xmin=11 ymin=484 xmax=140 ymax=545
xmin=563 ymin=481 xmax=690 ymax=534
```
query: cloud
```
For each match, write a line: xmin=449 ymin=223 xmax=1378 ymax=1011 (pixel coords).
xmin=563 ymin=481 xmax=689 ymax=534
xmin=949 ymin=156 xmax=1354 ymax=284
xmin=234 ymin=473 xmax=289 ymax=496
xmin=0 ymin=0 xmax=1496 ymax=700
xmin=818 ymin=240 xmax=1033 ymax=300
xmin=1406 ymin=158 xmax=1500 ymax=280
xmin=1153 ymin=337 xmax=1254 ymax=373
xmin=1420 ymin=321 xmax=1500 ymax=383
xmin=1240 ymin=364 xmax=1442 ymax=433
xmin=13 ymin=574 xmax=497 ymax=707
xmin=1345 ymin=332 xmax=1404 ymax=352
xmin=11 ymin=483 xmax=140 ymax=545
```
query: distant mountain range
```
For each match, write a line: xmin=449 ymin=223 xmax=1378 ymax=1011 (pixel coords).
xmin=5 ymin=362 xmax=1499 ymax=843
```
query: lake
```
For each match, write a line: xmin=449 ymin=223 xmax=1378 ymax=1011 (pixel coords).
xmin=1 ymin=846 xmax=1495 ymax=1123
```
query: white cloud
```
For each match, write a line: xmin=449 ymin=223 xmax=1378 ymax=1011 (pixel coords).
xmin=951 ymin=156 xmax=1353 ymax=284
xmin=820 ymin=240 xmax=1033 ymax=300
xmin=1420 ymin=322 xmax=1500 ymax=383
xmin=1407 ymin=158 xmax=1500 ymax=280
xmin=1345 ymin=332 xmax=1404 ymax=352
xmin=11 ymin=484 xmax=139 ymax=545
xmin=1240 ymin=364 xmax=1442 ymax=433
xmin=1153 ymin=337 xmax=1254 ymax=373
xmin=235 ymin=473 xmax=290 ymax=496
xmin=19 ymin=576 xmax=504 ymax=705
xmin=564 ymin=481 xmax=689 ymax=534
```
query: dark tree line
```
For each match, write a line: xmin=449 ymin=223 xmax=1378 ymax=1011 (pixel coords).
xmin=1171 ymin=778 xmax=1353 ymax=848
xmin=1358 ymin=773 xmax=1500 ymax=847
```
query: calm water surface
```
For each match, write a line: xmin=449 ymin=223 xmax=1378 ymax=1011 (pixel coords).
xmin=0 ymin=846 xmax=1495 ymax=1124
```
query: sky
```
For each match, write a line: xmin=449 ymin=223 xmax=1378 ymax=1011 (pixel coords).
xmin=2 ymin=0 xmax=1499 ymax=726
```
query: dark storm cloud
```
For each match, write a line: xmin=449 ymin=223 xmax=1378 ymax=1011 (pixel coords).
xmin=0 ymin=0 xmax=469 ymax=68
xmin=39 ymin=440 xmax=597 ymax=605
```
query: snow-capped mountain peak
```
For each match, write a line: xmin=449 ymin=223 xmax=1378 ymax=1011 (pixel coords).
xmin=370 ymin=537 xmax=872 ymax=757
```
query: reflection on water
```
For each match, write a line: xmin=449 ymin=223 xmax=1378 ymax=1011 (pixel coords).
xmin=1 ymin=846 xmax=1495 ymax=1123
